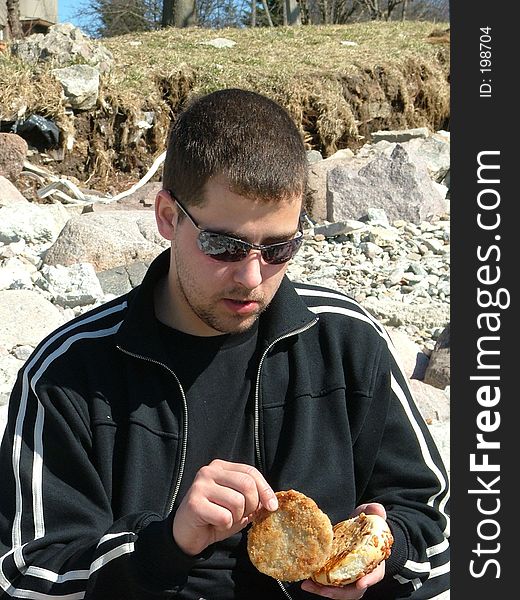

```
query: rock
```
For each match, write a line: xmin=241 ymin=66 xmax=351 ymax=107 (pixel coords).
xmin=305 ymin=159 xmax=336 ymax=222
xmin=404 ymin=134 xmax=451 ymax=183
xmin=306 ymin=155 xmax=365 ymax=222
xmin=428 ymin=416 xmax=450 ymax=477
xmin=0 ymin=201 xmax=70 ymax=246
xmin=43 ymin=211 xmax=169 ymax=271
xmin=424 ymin=324 xmax=450 ymax=389
xmin=52 ymin=64 xmax=100 ymax=111
xmin=387 ymin=328 xmax=429 ymax=380
xmin=327 ymin=145 xmax=448 ymax=224
xmin=359 ymin=241 xmax=383 ymax=258
xmin=0 ymin=176 xmax=29 ymax=207
xmin=97 ymin=266 xmax=132 ymax=297
xmin=0 ymin=353 xmax=25 ymax=406
xmin=363 ymin=298 xmax=450 ymax=335
xmin=408 ymin=379 xmax=450 ymax=424
xmin=363 ymin=207 xmax=390 ymax=225
xmin=199 ymin=38 xmax=236 ymax=48
xmin=0 ymin=133 xmax=28 ymax=181
xmin=313 ymin=220 xmax=366 ymax=238
xmin=306 ymin=150 xmax=323 ymax=164
xmin=0 ymin=257 xmax=34 ymax=290
xmin=37 ymin=263 xmax=104 ymax=308
xmin=328 ymin=149 xmax=355 ymax=161
xmin=97 ymin=261 xmax=149 ymax=296
xmin=0 ymin=289 xmax=65 ymax=349
xmin=359 ymin=134 xmax=450 ymax=188
xmin=11 ymin=23 xmax=114 ymax=74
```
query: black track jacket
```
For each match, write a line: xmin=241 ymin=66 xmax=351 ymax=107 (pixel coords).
xmin=0 ymin=249 xmax=450 ymax=599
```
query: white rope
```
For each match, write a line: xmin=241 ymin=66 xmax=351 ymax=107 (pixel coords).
xmin=25 ymin=151 xmax=166 ymax=207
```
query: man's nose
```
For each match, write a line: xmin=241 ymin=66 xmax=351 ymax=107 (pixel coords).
xmin=232 ymin=251 xmax=264 ymax=289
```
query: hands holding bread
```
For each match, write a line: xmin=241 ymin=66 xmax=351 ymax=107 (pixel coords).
xmin=173 ymin=460 xmax=392 ymax=598
xmin=301 ymin=503 xmax=390 ymax=599
xmin=247 ymin=490 xmax=391 ymax=599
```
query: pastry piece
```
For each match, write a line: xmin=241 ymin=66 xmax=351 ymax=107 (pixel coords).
xmin=311 ymin=512 xmax=393 ymax=586
xmin=247 ymin=489 xmax=333 ymax=582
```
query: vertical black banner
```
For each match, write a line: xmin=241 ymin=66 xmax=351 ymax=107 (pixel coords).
xmin=451 ymin=1 xmax=515 ymax=598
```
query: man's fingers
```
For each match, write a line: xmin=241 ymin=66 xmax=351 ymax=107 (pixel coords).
xmin=300 ymin=561 xmax=385 ymax=598
xmin=354 ymin=562 xmax=385 ymax=588
xmin=173 ymin=460 xmax=278 ymax=556
xmin=351 ymin=502 xmax=386 ymax=519
xmin=204 ymin=460 xmax=278 ymax=513
xmin=183 ymin=497 xmax=250 ymax=537
xmin=300 ymin=579 xmax=366 ymax=599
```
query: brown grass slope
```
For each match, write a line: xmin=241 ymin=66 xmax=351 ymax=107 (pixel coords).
xmin=0 ymin=21 xmax=449 ymax=192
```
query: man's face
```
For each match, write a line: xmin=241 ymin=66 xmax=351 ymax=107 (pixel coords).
xmin=157 ymin=175 xmax=302 ymax=336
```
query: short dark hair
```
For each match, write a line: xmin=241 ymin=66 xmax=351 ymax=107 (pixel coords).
xmin=162 ymin=88 xmax=307 ymax=206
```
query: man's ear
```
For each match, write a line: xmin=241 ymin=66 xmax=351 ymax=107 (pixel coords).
xmin=155 ymin=189 xmax=177 ymax=241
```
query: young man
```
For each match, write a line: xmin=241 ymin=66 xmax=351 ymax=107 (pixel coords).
xmin=0 ymin=89 xmax=450 ymax=599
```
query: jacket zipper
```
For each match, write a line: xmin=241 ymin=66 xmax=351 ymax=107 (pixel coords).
xmin=253 ymin=318 xmax=319 ymax=599
xmin=116 ymin=346 xmax=188 ymax=513
xmin=118 ymin=317 xmax=318 ymax=600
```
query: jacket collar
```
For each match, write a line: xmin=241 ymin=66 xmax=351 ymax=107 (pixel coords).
xmin=116 ymin=249 xmax=317 ymax=362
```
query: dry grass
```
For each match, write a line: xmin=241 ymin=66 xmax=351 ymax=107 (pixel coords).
xmin=100 ymin=21 xmax=448 ymax=97
xmin=0 ymin=21 xmax=449 ymax=190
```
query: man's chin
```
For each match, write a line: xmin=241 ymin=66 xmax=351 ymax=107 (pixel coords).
xmin=215 ymin=313 xmax=260 ymax=335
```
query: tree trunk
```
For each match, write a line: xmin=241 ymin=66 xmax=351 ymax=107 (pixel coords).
xmin=260 ymin=0 xmax=274 ymax=26
xmin=401 ymin=0 xmax=408 ymax=21
xmin=6 ymin=0 xmax=24 ymax=39
xmin=286 ymin=0 xmax=301 ymax=25
xmin=162 ymin=0 xmax=174 ymax=26
xmin=307 ymin=0 xmax=322 ymax=25
xmin=174 ymin=0 xmax=198 ymax=27
xmin=251 ymin=0 xmax=256 ymax=27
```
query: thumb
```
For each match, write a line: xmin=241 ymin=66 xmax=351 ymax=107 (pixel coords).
xmin=351 ymin=502 xmax=387 ymax=520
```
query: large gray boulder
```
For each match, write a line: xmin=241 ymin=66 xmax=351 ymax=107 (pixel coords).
xmin=43 ymin=210 xmax=169 ymax=272
xmin=327 ymin=144 xmax=448 ymax=224
xmin=0 ymin=289 xmax=65 ymax=349
xmin=305 ymin=151 xmax=358 ymax=222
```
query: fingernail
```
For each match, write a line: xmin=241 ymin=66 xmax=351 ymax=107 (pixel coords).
xmin=267 ymin=497 xmax=278 ymax=511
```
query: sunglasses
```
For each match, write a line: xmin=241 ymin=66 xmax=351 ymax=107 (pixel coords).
xmin=170 ymin=194 xmax=304 ymax=265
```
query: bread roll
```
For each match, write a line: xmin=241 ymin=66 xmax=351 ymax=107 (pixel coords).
xmin=311 ymin=512 xmax=393 ymax=586
xmin=247 ymin=489 xmax=333 ymax=582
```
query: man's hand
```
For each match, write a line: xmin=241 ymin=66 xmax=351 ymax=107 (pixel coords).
xmin=172 ymin=459 xmax=278 ymax=556
xmin=300 ymin=503 xmax=388 ymax=599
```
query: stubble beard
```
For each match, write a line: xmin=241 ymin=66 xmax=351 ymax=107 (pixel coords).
xmin=173 ymin=246 xmax=268 ymax=335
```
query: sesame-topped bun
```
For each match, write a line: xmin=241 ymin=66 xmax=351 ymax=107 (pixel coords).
xmin=247 ymin=490 xmax=333 ymax=582
xmin=311 ymin=513 xmax=394 ymax=586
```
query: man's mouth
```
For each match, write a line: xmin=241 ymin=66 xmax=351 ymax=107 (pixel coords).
xmin=222 ymin=298 xmax=261 ymax=314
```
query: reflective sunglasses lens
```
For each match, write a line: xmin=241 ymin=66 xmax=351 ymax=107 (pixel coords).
xmin=198 ymin=232 xmax=248 ymax=262
xmin=262 ymin=237 xmax=303 ymax=264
